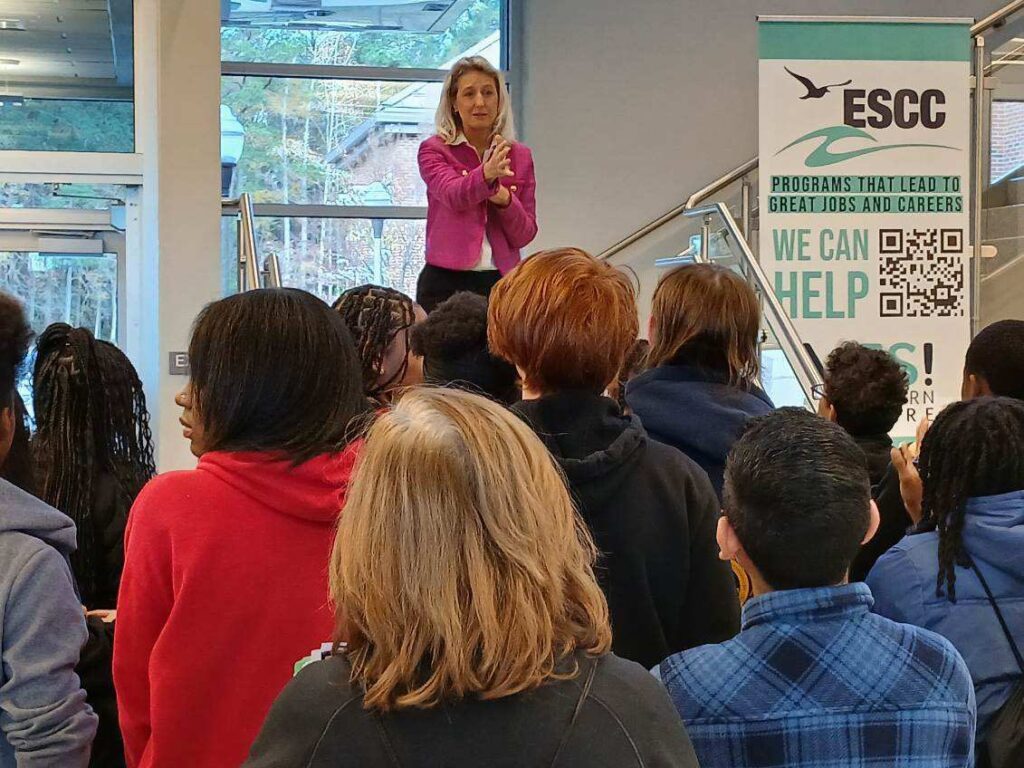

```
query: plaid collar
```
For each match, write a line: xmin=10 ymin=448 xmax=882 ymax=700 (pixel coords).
xmin=741 ymin=582 xmax=874 ymax=631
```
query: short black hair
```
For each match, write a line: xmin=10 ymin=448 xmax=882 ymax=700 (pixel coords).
xmin=723 ymin=408 xmax=872 ymax=590
xmin=919 ymin=397 xmax=1024 ymax=601
xmin=0 ymin=292 xmax=31 ymax=401
xmin=189 ymin=289 xmax=368 ymax=463
xmin=824 ymin=342 xmax=908 ymax=436
xmin=409 ymin=292 xmax=518 ymax=405
xmin=966 ymin=320 xmax=1024 ymax=400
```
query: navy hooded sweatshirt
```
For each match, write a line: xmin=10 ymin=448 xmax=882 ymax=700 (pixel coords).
xmin=626 ymin=363 xmax=774 ymax=498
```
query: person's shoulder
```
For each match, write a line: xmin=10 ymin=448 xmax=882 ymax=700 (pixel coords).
xmin=862 ymin=612 xmax=974 ymax=702
xmin=270 ymin=655 xmax=363 ymax=727
xmin=639 ymin=436 xmax=717 ymax=499
xmin=872 ymin=530 xmax=939 ymax=580
xmin=419 ymin=134 xmax=448 ymax=153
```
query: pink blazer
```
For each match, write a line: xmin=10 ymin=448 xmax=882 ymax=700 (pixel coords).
xmin=418 ymin=135 xmax=538 ymax=274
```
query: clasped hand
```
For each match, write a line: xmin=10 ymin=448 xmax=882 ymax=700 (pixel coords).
xmin=483 ymin=135 xmax=513 ymax=207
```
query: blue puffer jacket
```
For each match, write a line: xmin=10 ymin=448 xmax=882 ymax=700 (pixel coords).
xmin=868 ymin=490 xmax=1024 ymax=740
xmin=625 ymin=363 xmax=773 ymax=498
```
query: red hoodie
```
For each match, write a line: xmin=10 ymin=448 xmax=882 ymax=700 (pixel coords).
xmin=113 ymin=447 xmax=358 ymax=768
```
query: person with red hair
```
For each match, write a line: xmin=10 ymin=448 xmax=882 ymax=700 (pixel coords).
xmin=488 ymin=248 xmax=740 ymax=668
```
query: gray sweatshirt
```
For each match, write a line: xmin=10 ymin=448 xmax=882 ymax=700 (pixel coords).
xmin=0 ymin=479 xmax=97 ymax=767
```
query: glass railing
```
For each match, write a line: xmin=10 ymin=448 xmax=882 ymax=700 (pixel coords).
xmin=221 ymin=192 xmax=282 ymax=292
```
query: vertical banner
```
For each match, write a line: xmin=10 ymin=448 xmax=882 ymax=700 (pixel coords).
xmin=759 ymin=18 xmax=973 ymax=438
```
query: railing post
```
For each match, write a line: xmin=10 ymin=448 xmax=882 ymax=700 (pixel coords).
xmin=741 ymin=179 xmax=752 ymax=244
xmin=700 ymin=215 xmax=711 ymax=262
xmin=972 ymin=36 xmax=987 ymax=336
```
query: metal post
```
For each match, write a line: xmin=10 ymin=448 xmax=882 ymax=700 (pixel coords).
xmin=700 ymin=215 xmax=711 ymax=262
xmin=741 ymin=180 xmax=752 ymax=242
xmin=972 ymin=37 xmax=987 ymax=336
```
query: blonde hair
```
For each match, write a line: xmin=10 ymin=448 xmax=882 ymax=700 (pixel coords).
xmin=435 ymin=56 xmax=516 ymax=143
xmin=331 ymin=388 xmax=610 ymax=712
xmin=647 ymin=263 xmax=761 ymax=388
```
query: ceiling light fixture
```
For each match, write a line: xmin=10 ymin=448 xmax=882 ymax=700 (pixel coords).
xmin=0 ymin=58 xmax=20 ymax=66
xmin=0 ymin=19 xmax=26 ymax=31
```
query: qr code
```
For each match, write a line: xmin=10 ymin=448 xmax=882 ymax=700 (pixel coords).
xmin=878 ymin=228 xmax=965 ymax=318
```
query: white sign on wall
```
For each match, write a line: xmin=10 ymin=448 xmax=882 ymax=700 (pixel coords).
xmin=759 ymin=17 xmax=973 ymax=437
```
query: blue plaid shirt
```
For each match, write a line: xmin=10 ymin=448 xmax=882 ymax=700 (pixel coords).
xmin=659 ymin=583 xmax=976 ymax=767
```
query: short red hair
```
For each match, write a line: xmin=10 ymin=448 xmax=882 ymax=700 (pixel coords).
xmin=488 ymin=248 xmax=638 ymax=393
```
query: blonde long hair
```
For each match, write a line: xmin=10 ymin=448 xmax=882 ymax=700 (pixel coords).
xmin=331 ymin=388 xmax=610 ymax=712
xmin=435 ymin=56 xmax=516 ymax=143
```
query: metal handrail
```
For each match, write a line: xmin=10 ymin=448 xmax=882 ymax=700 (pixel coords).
xmin=237 ymin=192 xmax=261 ymax=292
xmin=685 ymin=157 xmax=760 ymax=210
xmin=972 ymin=0 xmax=1024 ymax=36
xmin=596 ymin=157 xmax=758 ymax=262
xmin=685 ymin=202 xmax=822 ymax=405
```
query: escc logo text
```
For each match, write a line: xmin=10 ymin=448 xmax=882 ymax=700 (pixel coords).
xmin=843 ymin=89 xmax=947 ymax=129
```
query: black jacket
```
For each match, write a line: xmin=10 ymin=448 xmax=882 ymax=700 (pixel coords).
xmin=513 ymin=392 xmax=740 ymax=668
xmin=849 ymin=459 xmax=913 ymax=583
xmin=854 ymin=433 xmax=894 ymax=488
xmin=245 ymin=651 xmax=700 ymax=768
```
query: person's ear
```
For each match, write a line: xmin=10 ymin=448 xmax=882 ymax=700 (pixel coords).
xmin=862 ymin=499 xmax=881 ymax=546
xmin=0 ymin=404 xmax=15 ymax=469
xmin=962 ymin=371 xmax=992 ymax=400
xmin=717 ymin=515 xmax=742 ymax=562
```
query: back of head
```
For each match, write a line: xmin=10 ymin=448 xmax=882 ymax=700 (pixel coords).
xmin=409 ymin=292 xmax=518 ymax=405
xmin=965 ymin=320 xmax=1024 ymax=400
xmin=724 ymin=408 xmax=871 ymax=590
xmin=0 ymin=294 xmax=32 ymax=479
xmin=0 ymin=292 xmax=31 ymax=407
xmin=332 ymin=284 xmax=418 ymax=400
xmin=648 ymin=263 xmax=761 ymax=388
xmin=919 ymin=396 xmax=1024 ymax=600
xmin=189 ymin=288 xmax=366 ymax=463
xmin=824 ymin=342 xmax=909 ymax=436
xmin=32 ymin=324 xmax=156 ymax=604
xmin=488 ymin=248 xmax=638 ymax=394
xmin=332 ymin=387 xmax=611 ymax=712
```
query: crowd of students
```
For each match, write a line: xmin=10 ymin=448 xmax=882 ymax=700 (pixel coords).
xmin=0 ymin=248 xmax=1021 ymax=767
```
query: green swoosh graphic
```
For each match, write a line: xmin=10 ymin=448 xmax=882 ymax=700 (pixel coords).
xmin=775 ymin=125 xmax=959 ymax=168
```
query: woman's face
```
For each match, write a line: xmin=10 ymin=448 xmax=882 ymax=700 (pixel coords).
xmin=454 ymin=70 xmax=499 ymax=135
xmin=175 ymin=382 xmax=208 ymax=458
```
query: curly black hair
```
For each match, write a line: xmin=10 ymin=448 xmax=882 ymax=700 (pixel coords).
xmin=409 ymin=292 xmax=518 ymax=405
xmin=919 ymin=396 xmax=1024 ymax=602
xmin=823 ymin=342 xmax=909 ymax=437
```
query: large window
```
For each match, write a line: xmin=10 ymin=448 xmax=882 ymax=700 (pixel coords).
xmin=220 ymin=0 xmax=506 ymax=299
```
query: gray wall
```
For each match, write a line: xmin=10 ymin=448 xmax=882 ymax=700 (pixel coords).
xmin=519 ymin=0 xmax=1004 ymax=257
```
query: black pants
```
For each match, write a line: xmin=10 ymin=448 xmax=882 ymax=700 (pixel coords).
xmin=416 ymin=264 xmax=502 ymax=313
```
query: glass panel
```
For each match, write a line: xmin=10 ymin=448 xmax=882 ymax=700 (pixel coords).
xmin=222 ymin=217 xmax=425 ymax=301
xmin=0 ymin=1 xmax=134 ymax=152
xmin=0 ymin=100 xmax=134 ymax=153
xmin=0 ymin=184 xmax=127 ymax=209
xmin=221 ymin=0 xmax=502 ymax=69
xmin=0 ymin=252 xmax=118 ymax=342
xmin=990 ymin=101 xmax=1024 ymax=183
xmin=223 ymin=76 xmax=434 ymax=206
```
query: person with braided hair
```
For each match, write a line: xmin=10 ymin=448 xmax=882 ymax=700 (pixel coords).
xmin=0 ymin=293 xmax=97 ymax=765
xmin=868 ymin=397 xmax=1024 ymax=747
xmin=32 ymin=324 xmax=156 ymax=610
xmin=332 ymin=284 xmax=426 ymax=405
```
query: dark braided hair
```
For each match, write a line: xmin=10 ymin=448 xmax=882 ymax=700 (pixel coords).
xmin=920 ymin=396 xmax=1024 ymax=602
xmin=332 ymin=285 xmax=417 ymax=402
xmin=32 ymin=324 xmax=156 ymax=606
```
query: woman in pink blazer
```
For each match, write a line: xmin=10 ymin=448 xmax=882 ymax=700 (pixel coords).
xmin=416 ymin=56 xmax=538 ymax=313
